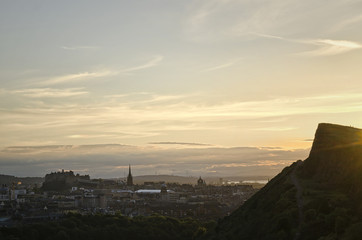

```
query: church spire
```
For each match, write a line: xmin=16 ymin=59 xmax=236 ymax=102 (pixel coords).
xmin=127 ymin=164 xmax=133 ymax=186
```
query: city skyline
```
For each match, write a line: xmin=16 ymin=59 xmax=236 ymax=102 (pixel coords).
xmin=1 ymin=1 xmax=362 ymax=177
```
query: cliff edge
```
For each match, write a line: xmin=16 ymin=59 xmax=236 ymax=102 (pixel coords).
xmin=309 ymin=123 xmax=362 ymax=156
xmin=301 ymin=123 xmax=362 ymax=189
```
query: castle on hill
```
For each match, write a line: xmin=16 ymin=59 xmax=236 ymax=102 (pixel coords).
xmin=42 ymin=169 xmax=90 ymax=191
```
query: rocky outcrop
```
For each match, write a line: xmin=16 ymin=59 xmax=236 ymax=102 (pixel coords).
xmin=301 ymin=123 xmax=362 ymax=189
xmin=309 ymin=123 xmax=362 ymax=156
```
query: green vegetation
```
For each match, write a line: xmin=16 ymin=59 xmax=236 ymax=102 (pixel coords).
xmin=0 ymin=213 xmax=215 ymax=240
xmin=211 ymin=123 xmax=362 ymax=239
xmin=212 ymin=162 xmax=362 ymax=239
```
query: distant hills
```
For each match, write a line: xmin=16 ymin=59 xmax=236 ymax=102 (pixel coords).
xmin=214 ymin=123 xmax=362 ymax=240
xmin=133 ymin=175 xmax=270 ymax=185
xmin=0 ymin=173 xmax=270 ymax=187
xmin=133 ymin=175 xmax=198 ymax=185
xmin=0 ymin=174 xmax=43 ymax=187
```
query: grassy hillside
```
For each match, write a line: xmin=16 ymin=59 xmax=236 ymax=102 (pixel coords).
xmin=214 ymin=123 xmax=362 ymax=240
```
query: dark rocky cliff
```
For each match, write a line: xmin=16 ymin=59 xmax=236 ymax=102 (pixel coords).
xmin=309 ymin=123 xmax=361 ymax=156
xmin=301 ymin=123 xmax=362 ymax=192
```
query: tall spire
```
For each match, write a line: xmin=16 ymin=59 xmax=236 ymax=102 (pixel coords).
xmin=127 ymin=164 xmax=133 ymax=186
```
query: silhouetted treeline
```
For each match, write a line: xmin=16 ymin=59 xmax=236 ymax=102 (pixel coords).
xmin=0 ymin=213 xmax=216 ymax=240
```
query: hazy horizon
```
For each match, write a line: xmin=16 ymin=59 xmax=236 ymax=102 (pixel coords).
xmin=0 ymin=143 xmax=309 ymax=178
xmin=2 ymin=1 xmax=362 ymax=178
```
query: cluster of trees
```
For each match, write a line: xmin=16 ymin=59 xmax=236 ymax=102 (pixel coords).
xmin=0 ymin=213 xmax=216 ymax=240
xmin=293 ymin=177 xmax=362 ymax=240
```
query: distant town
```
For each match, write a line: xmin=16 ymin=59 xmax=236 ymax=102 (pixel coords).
xmin=0 ymin=166 xmax=262 ymax=226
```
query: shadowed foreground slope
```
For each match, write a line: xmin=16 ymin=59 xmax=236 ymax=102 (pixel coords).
xmin=214 ymin=123 xmax=362 ymax=240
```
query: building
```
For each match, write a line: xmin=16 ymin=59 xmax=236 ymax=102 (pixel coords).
xmin=197 ymin=176 xmax=206 ymax=186
xmin=0 ymin=185 xmax=10 ymax=202
xmin=127 ymin=165 xmax=133 ymax=186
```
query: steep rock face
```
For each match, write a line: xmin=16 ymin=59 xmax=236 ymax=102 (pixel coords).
xmin=301 ymin=123 xmax=362 ymax=190
xmin=214 ymin=123 xmax=362 ymax=240
xmin=309 ymin=123 xmax=361 ymax=156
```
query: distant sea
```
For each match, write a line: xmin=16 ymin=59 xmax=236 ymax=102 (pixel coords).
xmin=242 ymin=180 xmax=268 ymax=184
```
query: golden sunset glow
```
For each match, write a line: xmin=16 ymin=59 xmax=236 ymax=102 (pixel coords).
xmin=1 ymin=0 xmax=362 ymax=177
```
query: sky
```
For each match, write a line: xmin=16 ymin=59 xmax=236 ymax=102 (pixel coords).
xmin=1 ymin=0 xmax=362 ymax=178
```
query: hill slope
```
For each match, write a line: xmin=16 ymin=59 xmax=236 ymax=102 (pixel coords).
xmin=214 ymin=123 xmax=362 ymax=240
xmin=0 ymin=174 xmax=43 ymax=187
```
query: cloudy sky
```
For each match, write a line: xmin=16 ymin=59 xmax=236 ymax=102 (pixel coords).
xmin=1 ymin=0 xmax=362 ymax=178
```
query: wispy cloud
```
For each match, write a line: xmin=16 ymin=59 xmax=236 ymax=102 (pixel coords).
xmin=149 ymin=142 xmax=212 ymax=147
xmin=67 ymin=134 xmax=115 ymax=139
xmin=250 ymin=32 xmax=285 ymax=40
xmin=38 ymin=71 xmax=115 ymax=86
xmin=300 ymin=39 xmax=362 ymax=56
xmin=257 ymin=118 xmax=288 ymax=123
xmin=330 ymin=14 xmax=362 ymax=33
xmin=254 ymin=32 xmax=362 ymax=56
xmin=36 ymin=56 xmax=163 ymax=86
xmin=206 ymin=159 xmax=295 ymax=169
xmin=200 ymin=58 xmax=242 ymax=72
xmin=251 ymin=127 xmax=296 ymax=131
xmin=184 ymin=0 xmax=234 ymax=42
xmin=104 ymin=92 xmax=188 ymax=105
xmin=11 ymin=88 xmax=88 ymax=98
xmin=104 ymin=92 xmax=150 ymax=99
xmin=187 ymin=0 xmax=230 ymax=29
xmin=118 ymin=55 xmax=164 ymax=73
xmin=60 ymin=45 xmax=98 ymax=50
